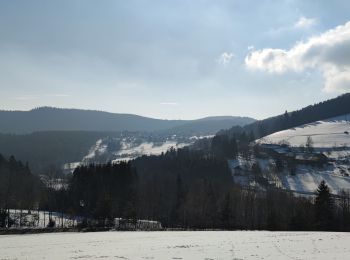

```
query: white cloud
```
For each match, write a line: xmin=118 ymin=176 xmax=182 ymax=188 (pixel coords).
xmin=245 ymin=21 xmax=350 ymax=92
xmin=267 ymin=16 xmax=317 ymax=36
xmin=217 ymin=52 xmax=234 ymax=65
xmin=294 ymin=16 xmax=317 ymax=29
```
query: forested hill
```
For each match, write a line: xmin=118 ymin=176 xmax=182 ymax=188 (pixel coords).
xmin=0 ymin=107 xmax=254 ymax=134
xmin=0 ymin=107 xmax=182 ymax=134
xmin=0 ymin=131 xmax=114 ymax=172
xmin=218 ymin=93 xmax=350 ymax=139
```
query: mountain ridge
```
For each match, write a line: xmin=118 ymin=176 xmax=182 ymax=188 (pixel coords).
xmin=0 ymin=106 xmax=255 ymax=134
xmin=218 ymin=93 xmax=350 ymax=139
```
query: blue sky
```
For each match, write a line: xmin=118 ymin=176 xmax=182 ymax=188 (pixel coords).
xmin=0 ymin=0 xmax=349 ymax=119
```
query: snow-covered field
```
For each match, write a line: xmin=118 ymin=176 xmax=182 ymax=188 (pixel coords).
xmin=1 ymin=231 xmax=350 ymax=259
xmin=259 ymin=114 xmax=350 ymax=148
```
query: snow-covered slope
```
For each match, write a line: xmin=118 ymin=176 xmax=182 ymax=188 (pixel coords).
xmin=282 ymin=166 xmax=350 ymax=195
xmin=228 ymin=157 xmax=350 ymax=195
xmin=63 ymin=135 xmax=198 ymax=173
xmin=111 ymin=140 xmax=189 ymax=163
xmin=251 ymin=114 xmax=350 ymax=195
xmin=259 ymin=114 xmax=350 ymax=148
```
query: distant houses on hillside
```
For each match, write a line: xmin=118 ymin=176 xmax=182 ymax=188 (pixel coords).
xmin=259 ymin=143 xmax=328 ymax=165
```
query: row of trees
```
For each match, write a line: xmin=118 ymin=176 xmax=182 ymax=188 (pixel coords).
xmin=0 ymin=155 xmax=43 ymax=227
xmin=210 ymin=130 xmax=254 ymax=159
xmin=1 ymin=149 xmax=349 ymax=231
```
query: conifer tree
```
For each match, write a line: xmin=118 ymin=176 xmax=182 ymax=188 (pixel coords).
xmin=315 ymin=180 xmax=334 ymax=230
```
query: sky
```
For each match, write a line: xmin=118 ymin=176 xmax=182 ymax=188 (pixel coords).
xmin=0 ymin=0 xmax=350 ymax=120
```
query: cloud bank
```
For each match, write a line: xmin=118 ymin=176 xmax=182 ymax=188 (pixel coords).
xmin=245 ymin=21 xmax=350 ymax=92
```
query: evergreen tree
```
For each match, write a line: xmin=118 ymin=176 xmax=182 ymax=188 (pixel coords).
xmin=283 ymin=110 xmax=289 ymax=128
xmin=315 ymin=180 xmax=334 ymax=230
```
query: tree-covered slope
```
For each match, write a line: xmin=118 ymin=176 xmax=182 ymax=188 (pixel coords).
xmin=219 ymin=93 xmax=350 ymax=139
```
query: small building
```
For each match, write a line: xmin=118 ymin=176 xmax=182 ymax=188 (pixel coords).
xmin=136 ymin=220 xmax=162 ymax=230
xmin=258 ymin=143 xmax=329 ymax=166
xmin=114 ymin=218 xmax=162 ymax=231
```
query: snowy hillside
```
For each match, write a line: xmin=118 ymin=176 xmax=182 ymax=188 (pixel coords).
xmin=229 ymin=156 xmax=350 ymax=195
xmin=111 ymin=139 xmax=189 ymax=163
xmin=62 ymin=134 xmax=206 ymax=173
xmin=233 ymin=114 xmax=350 ymax=195
xmin=282 ymin=168 xmax=350 ymax=195
xmin=258 ymin=113 xmax=350 ymax=148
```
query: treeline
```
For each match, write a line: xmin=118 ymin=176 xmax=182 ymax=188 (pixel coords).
xmin=0 ymin=155 xmax=43 ymax=227
xmin=219 ymin=93 xmax=350 ymax=139
xmin=132 ymin=148 xmax=232 ymax=228
xmin=192 ymin=129 xmax=255 ymax=160
xmin=11 ymin=148 xmax=348 ymax=231
xmin=39 ymin=149 xmax=232 ymax=228
xmin=2 ymin=149 xmax=350 ymax=231
xmin=68 ymin=162 xmax=137 ymax=223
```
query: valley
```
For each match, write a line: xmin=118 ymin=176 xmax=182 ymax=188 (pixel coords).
xmin=2 ymin=1 xmax=350 ymax=258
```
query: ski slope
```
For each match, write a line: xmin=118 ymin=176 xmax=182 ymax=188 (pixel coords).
xmin=259 ymin=114 xmax=350 ymax=148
